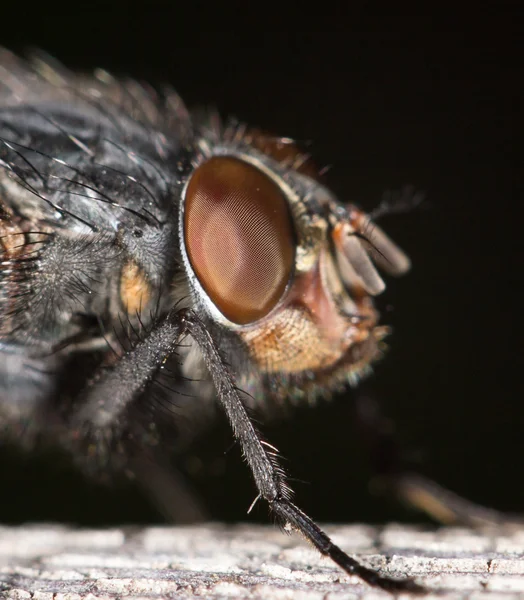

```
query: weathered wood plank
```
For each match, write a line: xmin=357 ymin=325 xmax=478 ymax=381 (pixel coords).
xmin=2 ymin=523 xmax=524 ymax=598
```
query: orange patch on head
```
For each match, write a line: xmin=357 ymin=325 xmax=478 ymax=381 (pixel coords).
xmin=241 ymin=306 xmax=350 ymax=373
xmin=120 ymin=260 xmax=151 ymax=314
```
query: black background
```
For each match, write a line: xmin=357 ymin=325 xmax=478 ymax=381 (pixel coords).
xmin=1 ymin=6 xmax=522 ymax=528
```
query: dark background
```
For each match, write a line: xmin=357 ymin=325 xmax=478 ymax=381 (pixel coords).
xmin=1 ymin=6 xmax=522 ymax=527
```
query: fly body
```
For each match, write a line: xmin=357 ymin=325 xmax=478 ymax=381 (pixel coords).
xmin=0 ymin=49 xmax=421 ymax=592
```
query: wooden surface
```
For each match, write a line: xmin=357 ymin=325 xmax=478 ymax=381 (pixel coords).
xmin=2 ymin=523 xmax=524 ymax=598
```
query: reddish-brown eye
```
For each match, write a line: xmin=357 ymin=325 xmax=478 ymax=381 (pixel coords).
xmin=184 ymin=156 xmax=295 ymax=324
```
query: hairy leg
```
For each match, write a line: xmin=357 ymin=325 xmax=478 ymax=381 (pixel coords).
xmin=68 ymin=307 xmax=423 ymax=592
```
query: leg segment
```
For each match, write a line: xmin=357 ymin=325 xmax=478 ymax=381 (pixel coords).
xmin=354 ymin=393 xmax=522 ymax=528
xmin=182 ymin=311 xmax=423 ymax=592
xmin=71 ymin=307 xmax=423 ymax=592
xmin=130 ymin=455 xmax=209 ymax=524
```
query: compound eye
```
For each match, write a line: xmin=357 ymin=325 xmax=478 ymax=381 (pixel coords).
xmin=184 ymin=156 xmax=295 ymax=325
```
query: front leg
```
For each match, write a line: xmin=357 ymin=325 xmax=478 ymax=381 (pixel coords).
xmin=70 ymin=307 xmax=423 ymax=592
xmin=183 ymin=311 xmax=424 ymax=592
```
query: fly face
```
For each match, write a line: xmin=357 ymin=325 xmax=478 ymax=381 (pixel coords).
xmin=179 ymin=121 xmax=411 ymax=399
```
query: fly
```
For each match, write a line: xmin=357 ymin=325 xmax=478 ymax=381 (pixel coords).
xmin=0 ymin=48 xmax=422 ymax=592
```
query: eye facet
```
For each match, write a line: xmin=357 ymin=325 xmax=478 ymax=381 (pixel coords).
xmin=184 ymin=156 xmax=295 ymax=325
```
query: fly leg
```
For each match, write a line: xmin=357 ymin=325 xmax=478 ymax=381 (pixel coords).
xmin=390 ymin=472 xmax=524 ymax=528
xmin=69 ymin=307 xmax=423 ymax=592
xmin=129 ymin=454 xmax=210 ymax=524
xmin=60 ymin=306 xmax=208 ymax=523
xmin=354 ymin=393 xmax=523 ymax=528
xmin=179 ymin=310 xmax=424 ymax=592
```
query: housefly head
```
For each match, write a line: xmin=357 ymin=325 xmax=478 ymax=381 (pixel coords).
xmin=180 ymin=123 xmax=411 ymax=393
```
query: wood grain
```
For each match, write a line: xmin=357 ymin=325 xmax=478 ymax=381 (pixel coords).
xmin=2 ymin=523 xmax=524 ymax=598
